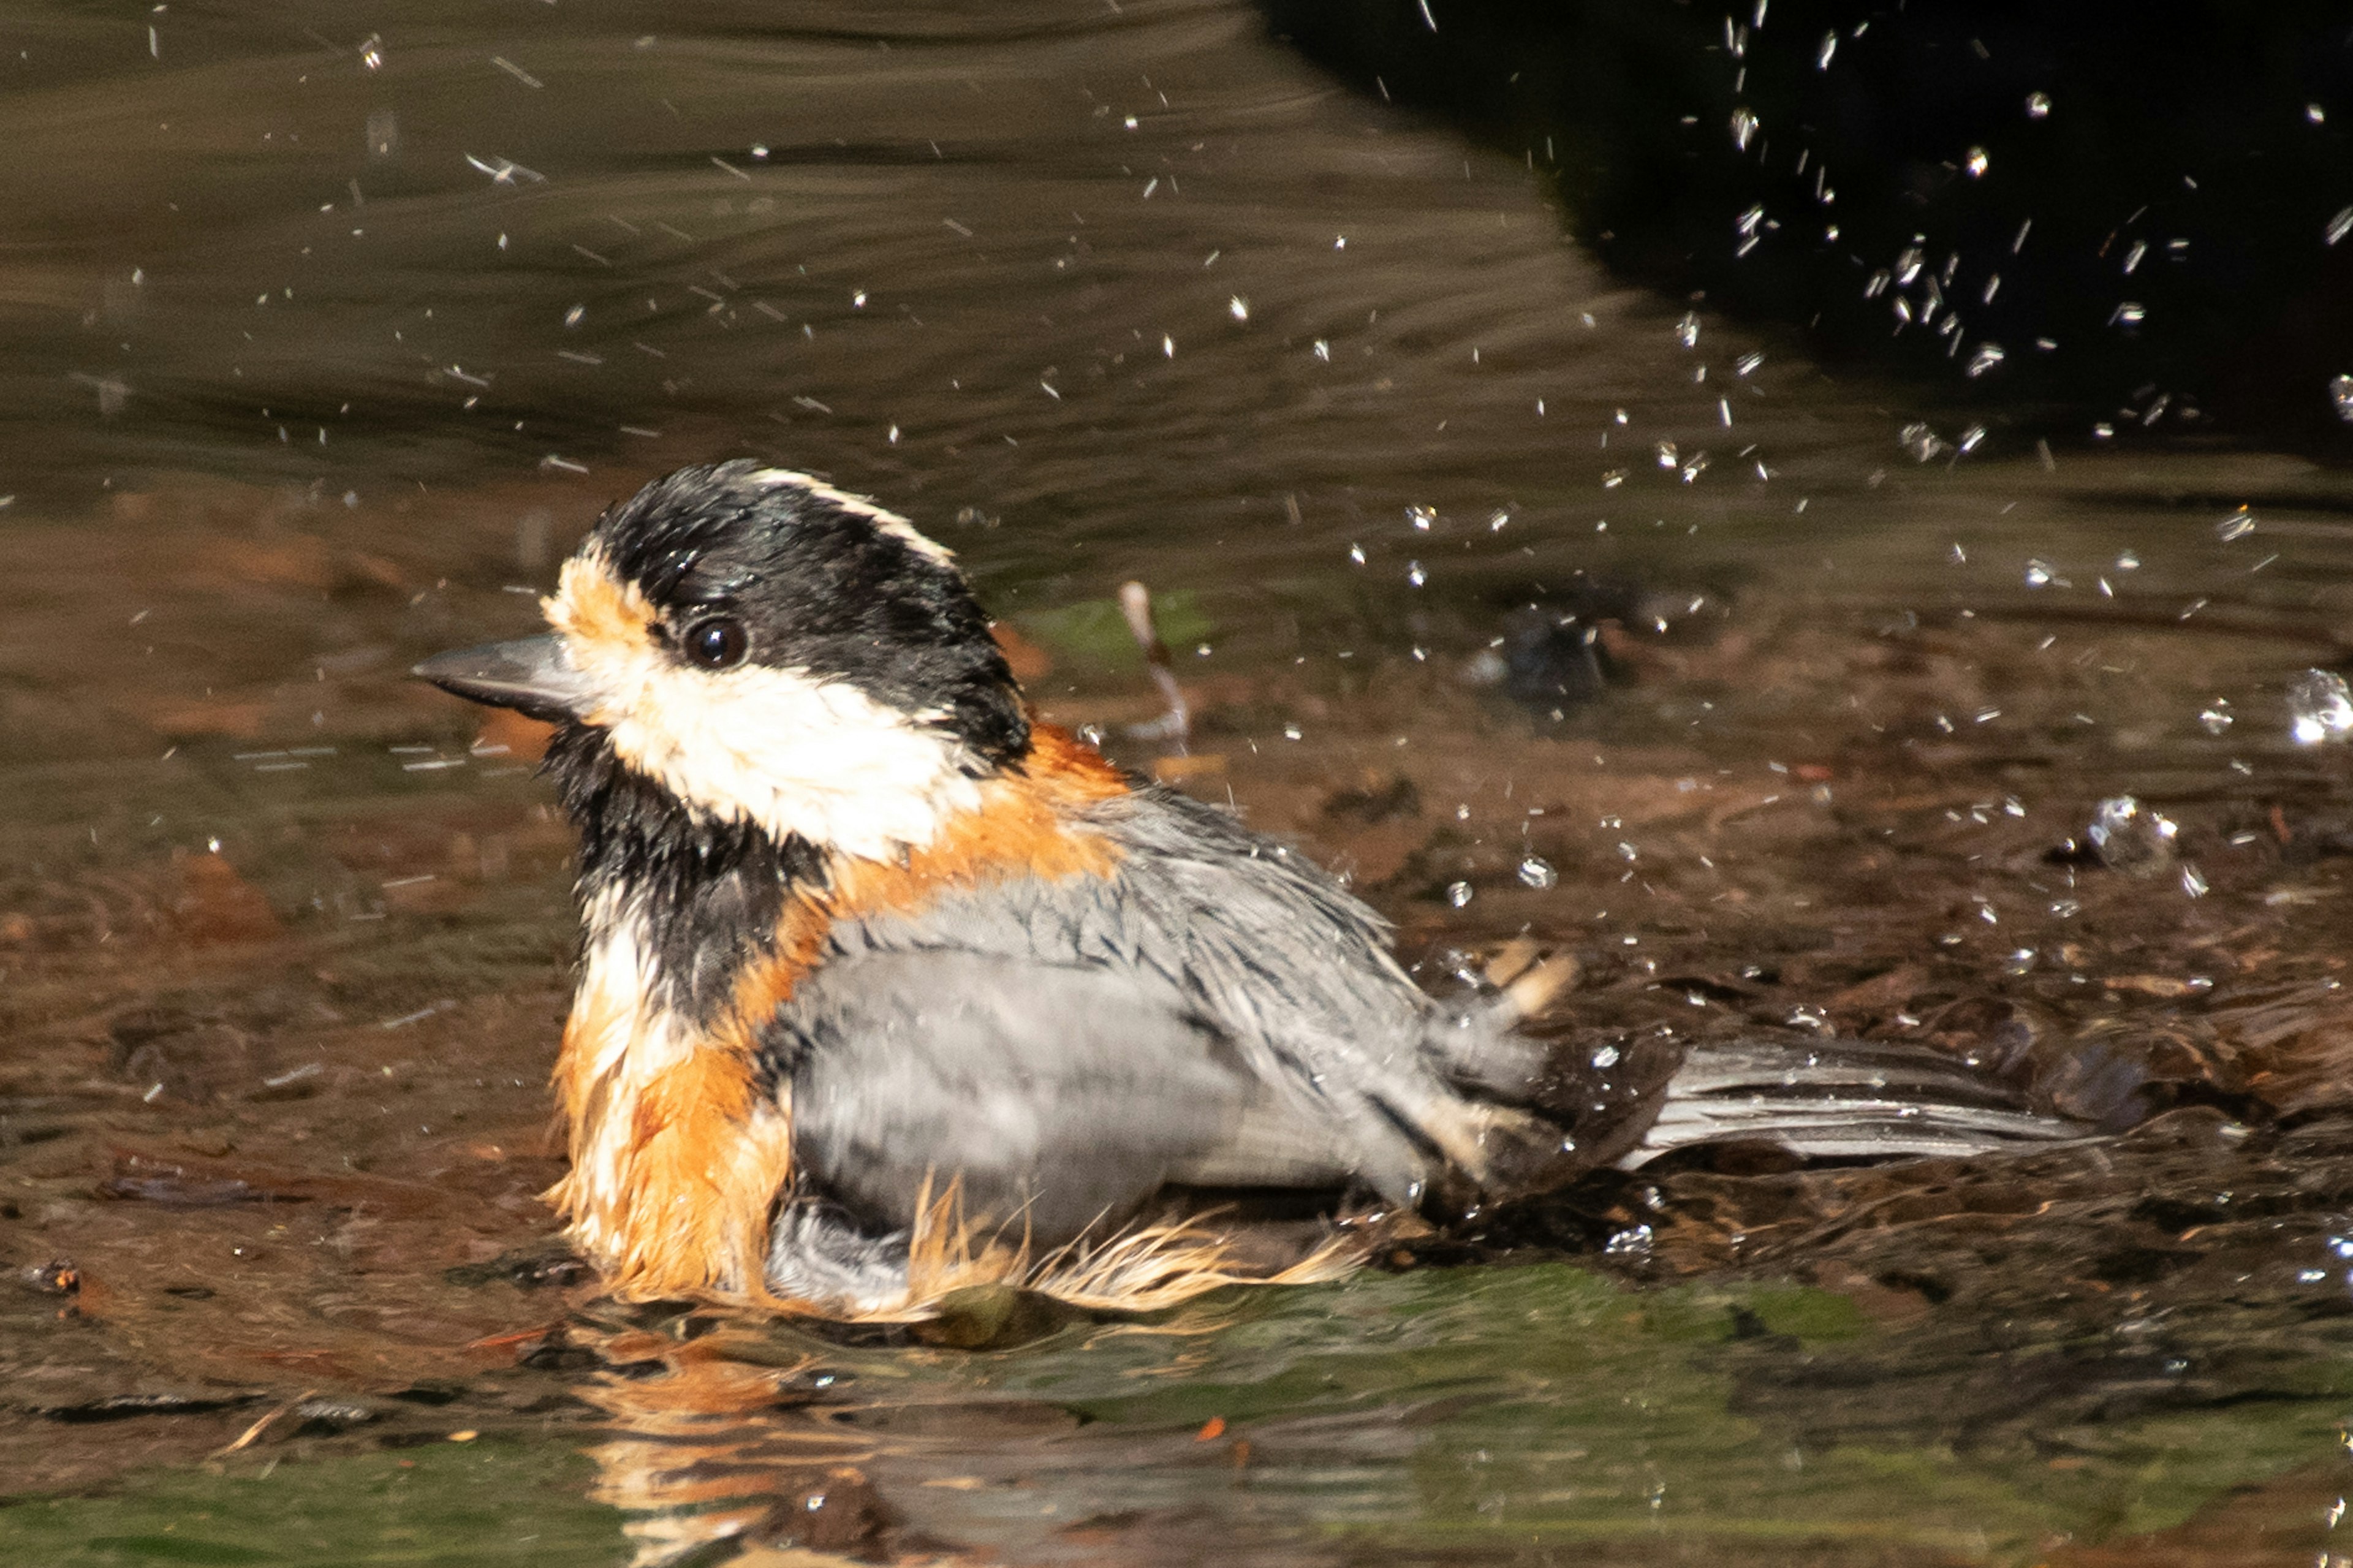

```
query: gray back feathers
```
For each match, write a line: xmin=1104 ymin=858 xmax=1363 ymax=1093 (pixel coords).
xmin=775 ymin=784 xmax=1533 ymax=1246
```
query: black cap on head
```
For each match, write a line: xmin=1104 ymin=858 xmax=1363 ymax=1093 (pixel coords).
xmin=592 ymin=460 xmax=1029 ymax=768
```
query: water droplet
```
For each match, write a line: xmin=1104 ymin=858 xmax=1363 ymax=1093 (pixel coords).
xmin=1900 ymin=422 xmax=1948 ymax=462
xmin=1816 ymin=30 xmax=1836 ymax=69
xmin=1406 ymin=561 xmax=1427 ymax=586
xmin=1604 ymin=1223 xmax=1652 ymax=1256
xmin=2289 ymin=668 xmax=2353 ymax=744
xmin=2215 ymin=509 xmax=2256 ymax=542
xmin=1966 ymin=341 xmax=2006 ymax=377
xmin=2088 ymin=795 xmax=2178 ymax=873
xmin=1227 ymin=295 xmax=1249 ymax=322
xmin=1407 ymin=504 xmax=1436 ymax=531
xmin=1446 ymin=881 xmax=1474 ymax=908
xmin=1675 ymin=313 xmax=1700 ymax=349
xmin=1591 ymin=1044 xmax=1621 ymax=1069
xmin=1517 ymin=856 xmax=1557 ymax=889
xmin=2025 ymin=91 xmax=2051 ymax=118
xmin=2331 ymin=374 xmax=2353 ymax=423
xmin=2023 ymin=559 xmax=2055 ymax=588
xmin=2199 ymin=700 xmax=2233 ymax=735
xmin=1965 ymin=146 xmax=1989 ymax=177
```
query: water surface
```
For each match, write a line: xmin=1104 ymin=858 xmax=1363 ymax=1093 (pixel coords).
xmin=5 ymin=2 xmax=2353 ymax=1564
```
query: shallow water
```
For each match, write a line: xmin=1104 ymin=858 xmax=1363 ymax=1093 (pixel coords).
xmin=6 ymin=2 xmax=2353 ymax=1564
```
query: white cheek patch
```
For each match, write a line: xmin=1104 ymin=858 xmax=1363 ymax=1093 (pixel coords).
xmin=577 ymin=635 xmax=980 ymax=860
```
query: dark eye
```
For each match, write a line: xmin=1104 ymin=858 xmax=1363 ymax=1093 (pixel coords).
xmin=685 ymin=617 xmax=748 ymax=670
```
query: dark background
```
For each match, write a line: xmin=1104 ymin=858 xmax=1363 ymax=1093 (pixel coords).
xmin=1268 ymin=0 xmax=2353 ymax=451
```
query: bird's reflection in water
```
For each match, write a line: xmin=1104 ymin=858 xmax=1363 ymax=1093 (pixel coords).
xmin=578 ymin=1337 xmax=892 ymax=1567
xmin=569 ymin=1298 xmax=1260 ymax=1568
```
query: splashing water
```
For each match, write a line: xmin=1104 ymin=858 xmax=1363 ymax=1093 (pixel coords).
xmin=2088 ymin=795 xmax=2178 ymax=874
xmin=2288 ymin=668 xmax=2353 ymax=744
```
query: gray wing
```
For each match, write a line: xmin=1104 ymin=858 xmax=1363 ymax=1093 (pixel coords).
xmin=805 ymin=786 xmax=1569 ymax=1217
xmin=786 ymin=949 xmax=1355 ymax=1250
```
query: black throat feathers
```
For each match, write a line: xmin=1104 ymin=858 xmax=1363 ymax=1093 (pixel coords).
xmin=542 ymin=722 xmax=829 ymax=1025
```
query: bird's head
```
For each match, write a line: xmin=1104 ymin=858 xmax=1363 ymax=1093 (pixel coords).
xmin=415 ymin=461 xmax=1029 ymax=863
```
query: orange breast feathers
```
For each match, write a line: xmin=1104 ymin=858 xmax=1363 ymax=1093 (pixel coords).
xmin=546 ymin=723 xmax=1131 ymax=1302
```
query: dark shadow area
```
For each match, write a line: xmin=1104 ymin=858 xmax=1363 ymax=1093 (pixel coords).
xmin=1265 ymin=0 xmax=2353 ymax=449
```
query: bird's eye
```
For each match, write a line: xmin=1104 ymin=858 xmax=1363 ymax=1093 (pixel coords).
xmin=684 ymin=617 xmax=748 ymax=670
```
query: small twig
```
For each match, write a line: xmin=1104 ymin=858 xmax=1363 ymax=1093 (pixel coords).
xmin=212 ymin=1388 xmax=317 ymax=1457
xmin=1118 ymin=580 xmax=1189 ymax=753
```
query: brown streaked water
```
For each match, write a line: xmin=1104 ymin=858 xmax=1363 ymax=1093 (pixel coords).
xmin=6 ymin=2 xmax=2353 ymax=1564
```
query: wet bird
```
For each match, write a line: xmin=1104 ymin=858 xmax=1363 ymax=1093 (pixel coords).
xmin=417 ymin=460 xmax=2063 ymax=1317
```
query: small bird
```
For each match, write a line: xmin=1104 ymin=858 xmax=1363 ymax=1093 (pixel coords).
xmin=418 ymin=460 xmax=2063 ymax=1316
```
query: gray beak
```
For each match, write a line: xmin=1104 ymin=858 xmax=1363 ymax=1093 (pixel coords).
xmin=412 ymin=634 xmax=600 ymax=722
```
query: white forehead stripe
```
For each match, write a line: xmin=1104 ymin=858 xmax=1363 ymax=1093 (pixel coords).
xmin=748 ymin=466 xmax=956 ymax=567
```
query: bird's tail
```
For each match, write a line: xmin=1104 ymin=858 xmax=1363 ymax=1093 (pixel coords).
xmin=1615 ymin=1035 xmax=2078 ymax=1170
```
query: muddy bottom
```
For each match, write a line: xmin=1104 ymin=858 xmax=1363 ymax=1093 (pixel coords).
xmin=9 ymin=452 xmax=2353 ymax=1566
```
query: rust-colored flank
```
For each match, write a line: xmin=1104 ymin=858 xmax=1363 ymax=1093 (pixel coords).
xmin=548 ymin=718 xmax=1139 ymax=1308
